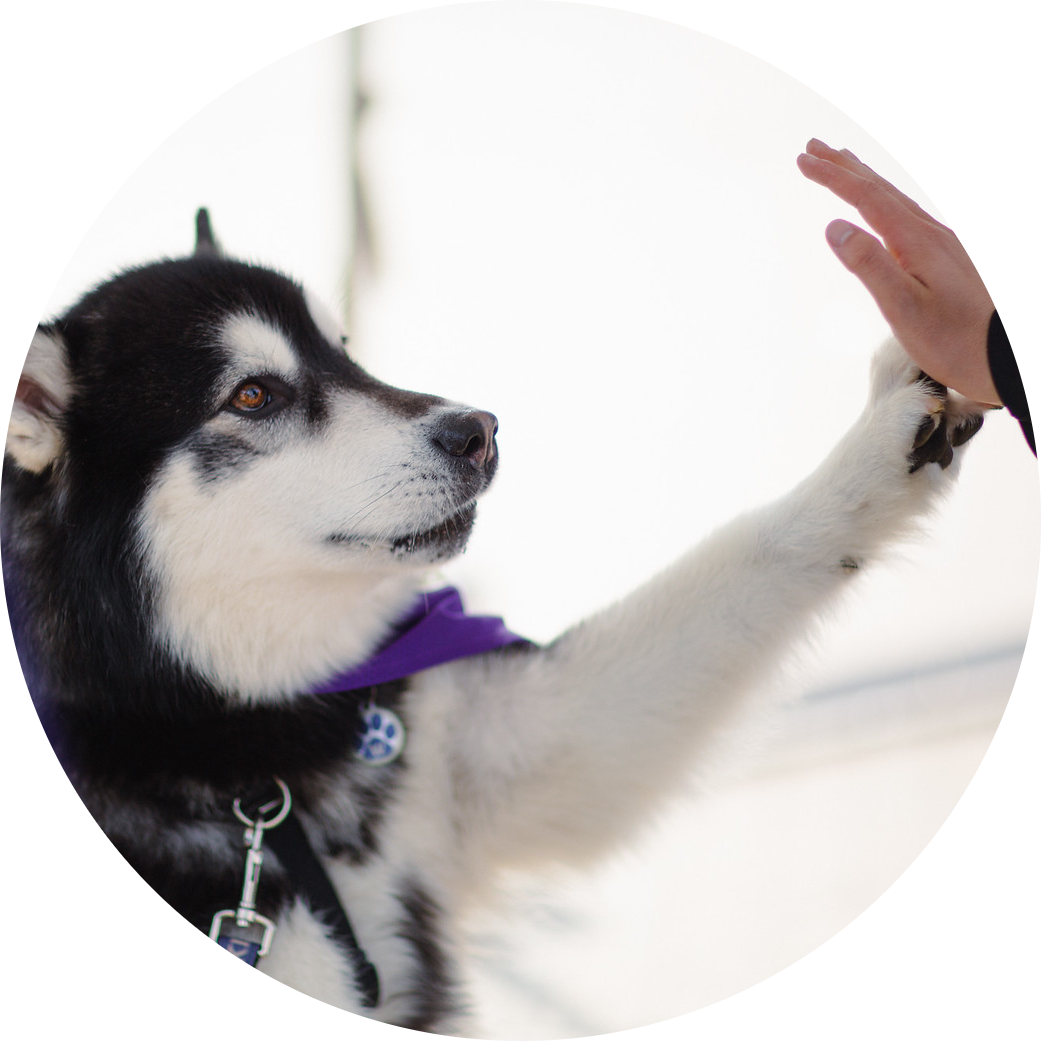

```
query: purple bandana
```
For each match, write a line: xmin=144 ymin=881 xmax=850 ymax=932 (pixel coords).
xmin=310 ymin=587 xmax=529 ymax=694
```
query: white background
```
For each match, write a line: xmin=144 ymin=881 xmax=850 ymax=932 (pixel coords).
xmin=36 ymin=6 xmax=1036 ymax=1032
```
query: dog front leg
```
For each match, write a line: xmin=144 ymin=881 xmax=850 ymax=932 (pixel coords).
xmin=445 ymin=340 xmax=983 ymax=873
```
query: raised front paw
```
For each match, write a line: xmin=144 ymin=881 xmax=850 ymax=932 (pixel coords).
xmin=906 ymin=374 xmax=985 ymax=474
xmin=869 ymin=339 xmax=985 ymax=476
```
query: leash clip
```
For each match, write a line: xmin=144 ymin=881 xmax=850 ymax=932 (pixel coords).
xmin=209 ymin=777 xmax=292 ymax=964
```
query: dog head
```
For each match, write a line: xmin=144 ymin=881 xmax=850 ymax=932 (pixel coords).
xmin=5 ymin=213 xmax=498 ymax=700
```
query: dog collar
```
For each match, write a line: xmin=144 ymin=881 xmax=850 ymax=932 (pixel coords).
xmin=310 ymin=586 xmax=529 ymax=694
xmin=315 ymin=586 xmax=529 ymax=767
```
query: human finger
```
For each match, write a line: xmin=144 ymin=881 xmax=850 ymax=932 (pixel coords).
xmin=823 ymin=218 xmax=924 ymax=328
xmin=797 ymin=150 xmax=929 ymax=263
xmin=808 ymin=139 xmax=948 ymax=231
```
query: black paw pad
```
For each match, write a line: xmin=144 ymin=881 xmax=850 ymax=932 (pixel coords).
xmin=950 ymin=412 xmax=985 ymax=447
xmin=906 ymin=374 xmax=984 ymax=473
xmin=908 ymin=413 xmax=955 ymax=473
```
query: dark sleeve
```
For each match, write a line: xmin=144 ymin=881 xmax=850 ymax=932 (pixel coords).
xmin=987 ymin=311 xmax=1035 ymax=455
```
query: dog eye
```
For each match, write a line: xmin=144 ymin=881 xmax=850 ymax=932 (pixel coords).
xmin=228 ymin=381 xmax=272 ymax=413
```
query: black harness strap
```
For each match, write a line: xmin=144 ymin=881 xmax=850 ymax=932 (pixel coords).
xmin=264 ymin=810 xmax=381 ymax=1008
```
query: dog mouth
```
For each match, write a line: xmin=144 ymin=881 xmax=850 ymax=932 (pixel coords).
xmin=327 ymin=502 xmax=478 ymax=560
xmin=390 ymin=502 xmax=477 ymax=558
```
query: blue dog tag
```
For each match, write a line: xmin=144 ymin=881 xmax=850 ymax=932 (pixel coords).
xmin=355 ymin=705 xmax=406 ymax=765
xmin=216 ymin=934 xmax=263 ymax=965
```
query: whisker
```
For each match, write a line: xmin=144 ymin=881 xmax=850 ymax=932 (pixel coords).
xmin=341 ymin=480 xmax=408 ymax=528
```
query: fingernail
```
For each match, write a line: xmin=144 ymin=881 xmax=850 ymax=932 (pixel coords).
xmin=826 ymin=219 xmax=856 ymax=248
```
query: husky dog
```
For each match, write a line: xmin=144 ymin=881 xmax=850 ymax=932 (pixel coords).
xmin=3 ymin=213 xmax=982 ymax=1034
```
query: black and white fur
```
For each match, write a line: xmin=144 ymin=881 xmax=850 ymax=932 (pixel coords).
xmin=3 ymin=217 xmax=983 ymax=1033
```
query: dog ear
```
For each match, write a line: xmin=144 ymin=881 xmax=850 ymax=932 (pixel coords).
xmin=194 ymin=207 xmax=221 ymax=256
xmin=7 ymin=325 xmax=73 ymax=473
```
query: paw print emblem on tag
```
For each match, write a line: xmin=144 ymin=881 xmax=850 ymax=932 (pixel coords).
xmin=355 ymin=705 xmax=406 ymax=765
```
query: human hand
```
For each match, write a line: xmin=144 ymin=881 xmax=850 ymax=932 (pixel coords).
xmin=797 ymin=138 xmax=1000 ymax=405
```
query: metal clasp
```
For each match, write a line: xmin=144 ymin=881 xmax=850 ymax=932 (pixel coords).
xmin=209 ymin=777 xmax=292 ymax=962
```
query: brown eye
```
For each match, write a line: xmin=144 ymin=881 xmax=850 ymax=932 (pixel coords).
xmin=230 ymin=382 xmax=270 ymax=412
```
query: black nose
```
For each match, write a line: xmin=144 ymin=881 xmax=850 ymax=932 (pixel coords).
xmin=432 ymin=410 xmax=498 ymax=471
